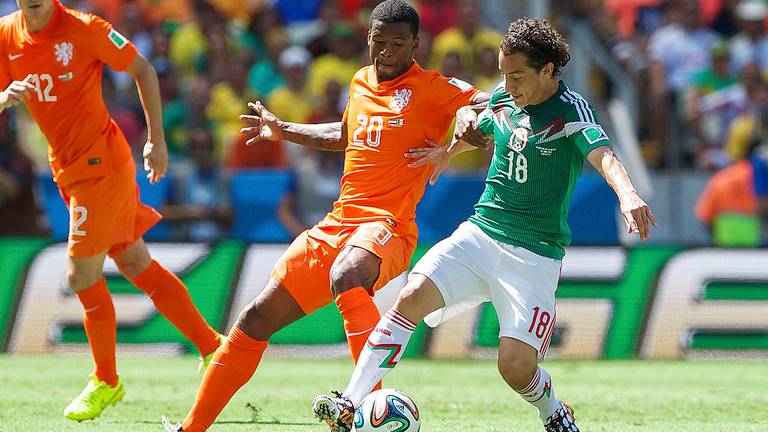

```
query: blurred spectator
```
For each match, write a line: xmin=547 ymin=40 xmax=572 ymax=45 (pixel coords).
xmin=272 ymin=0 xmax=323 ymax=25
xmin=695 ymin=127 xmax=768 ymax=246
xmin=169 ymin=0 xmax=227 ymax=76
xmin=162 ymin=127 xmax=233 ymax=242
xmin=267 ymin=46 xmax=315 ymax=123
xmin=248 ymin=28 xmax=289 ymax=97
xmin=307 ymin=21 xmax=362 ymax=100
xmin=439 ymin=50 xmax=473 ymax=84
xmin=428 ymin=0 xmax=501 ymax=73
xmin=709 ymin=0 xmax=740 ymax=38
xmin=308 ymin=80 xmax=346 ymax=124
xmin=0 ymin=113 xmax=48 ymax=236
xmin=277 ymin=150 xmax=344 ymax=238
xmin=165 ymin=75 xmax=216 ymax=157
xmin=208 ymin=52 xmax=258 ymax=157
xmin=684 ymin=40 xmax=739 ymax=167
xmin=416 ymin=0 xmax=458 ymax=37
xmin=723 ymin=64 xmax=768 ymax=160
xmin=648 ymin=0 xmax=718 ymax=167
xmin=730 ymin=0 xmax=768 ymax=75
xmin=473 ymin=45 xmax=500 ymax=92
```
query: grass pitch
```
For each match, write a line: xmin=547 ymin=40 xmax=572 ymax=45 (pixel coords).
xmin=0 ymin=355 xmax=766 ymax=431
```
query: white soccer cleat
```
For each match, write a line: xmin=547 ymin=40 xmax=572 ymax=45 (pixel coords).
xmin=544 ymin=401 xmax=580 ymax=432
xmin=312 ymin=392 xmax=354 ymax=432
xmin=161 ymin=415 xmax=183 ymax=431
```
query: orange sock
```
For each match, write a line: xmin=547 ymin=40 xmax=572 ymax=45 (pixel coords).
xmin=336 ymin=287 xmax=382 ymax=390
xmin=182 ymin=326 xmax=268 ymax=432
xmin=131 ymin=260 xmax=220 ymax=356
xmin=76 ymin=278 xmax=118 ymax=387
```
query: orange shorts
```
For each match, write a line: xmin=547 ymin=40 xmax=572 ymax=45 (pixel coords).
xmin=272 ymin=218 xmax=417 ymax=314
xmin=59 ymin=160 xmax=161 ymax=259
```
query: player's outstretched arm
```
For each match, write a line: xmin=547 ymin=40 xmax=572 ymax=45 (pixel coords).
xmin=0 ymin=76 xmax=35 ymax=113
xmin=126 ymin=54 xmax=168 ymax=184
xmin=240 ymin=101 xmax=347 ymax=152
xmin=587 ymin=146 xmax=657 ymax=240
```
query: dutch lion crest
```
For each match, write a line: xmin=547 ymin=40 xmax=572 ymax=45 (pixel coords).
xmin=54 ymin=42 xmax=74 ymax=66
xmin=389 ymin=88 xmax=413 ymax=113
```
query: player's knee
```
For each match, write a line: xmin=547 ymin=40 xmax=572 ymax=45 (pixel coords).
xmin=66 ymin=267 xmax=101 ymax=292
xmin=392 ymin=283 xmax=430 ymax=322
xmin=330 ymin=265 xmax=372 ymax=298
xmin=237 ymin=304 xmax=277 ymax=340
xmin=497 ymin=352 xmax=537 ymax=390
xmin=114 ymin=255 xmax=151 ymax=280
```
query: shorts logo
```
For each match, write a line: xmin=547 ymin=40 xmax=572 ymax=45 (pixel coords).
xmin=389 ymin=88 xmax=412 ymax=113
xmin=373 ymin=225 xmax=393 ymax=246
xmin=54 ymin=42 xmax=73 ymax=66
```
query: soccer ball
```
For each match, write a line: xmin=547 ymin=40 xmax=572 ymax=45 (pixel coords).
xmin=353 ymin=388 xmax=420 ymax=432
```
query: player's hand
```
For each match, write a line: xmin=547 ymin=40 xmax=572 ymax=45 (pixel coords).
xmin=619 ymin=193 xmax=657 ymax=240
xmin=452 ymin=106 xmax=490 ymax=149
xmin=0 ymin=76 xmax=35 ymax=109
xmin=405 ymin=139 xmax=450 ymax=185
xmin=239 ymin=101 xmax=284 ymax=144
xmin=143 ymin=140 xmax=168 ymax=184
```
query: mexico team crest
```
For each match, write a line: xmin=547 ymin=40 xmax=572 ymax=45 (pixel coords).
xmin=54 ymin=42 xmax=73 ymax=66
xmin=509 ymin=127 xmax=529 ymax=152
xmin=389 ymin=88 xmax=413 ymax=113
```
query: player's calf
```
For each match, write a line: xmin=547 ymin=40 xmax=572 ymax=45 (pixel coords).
xmin=312 ymin=392 xmax=354 ymax=432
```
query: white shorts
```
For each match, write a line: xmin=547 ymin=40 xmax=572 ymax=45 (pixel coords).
xmin=413 ymin=221 xmax=561 ymax=358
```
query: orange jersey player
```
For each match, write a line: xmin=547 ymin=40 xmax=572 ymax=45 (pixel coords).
xmin=160 ymin=1 xmax=489 ymax=431
xmin=0 ymin=0 xmax=223 ymax=421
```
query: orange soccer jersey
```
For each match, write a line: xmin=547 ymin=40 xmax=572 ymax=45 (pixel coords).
xmin=0 ymin=2 xmax=160 ymax=257
xmin=0 ymin=1 xmax=137 ymax=187
xmin=325 ymin=62 xmax=479 ymax=240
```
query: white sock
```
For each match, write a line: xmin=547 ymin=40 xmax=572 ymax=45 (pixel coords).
xmin=342 ymin=309 xmax=416 ymax=406
xmin=517 ymin=367 xmax=562 ymax=421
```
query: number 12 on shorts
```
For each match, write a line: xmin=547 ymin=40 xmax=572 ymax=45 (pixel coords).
xmin=527 ymin=306 xmax=553 ymax=339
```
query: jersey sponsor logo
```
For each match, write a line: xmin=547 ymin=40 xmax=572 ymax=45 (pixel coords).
xmin=8 ymin=53 xmax=23 ymax=61
xmin=389 ymin=88 xmax=412 ymax=113
xmin=108 ymin=28 xmax=128 ymax=49
xmin=582 ymin=126 xmax=608 ymax=145
xmin=54 ymin=42 xmax=73 ymax=66
xmin=447 ymin=77 xmax=472 ymax=91
xmin=509 ymin=127 xmax=529 ymax=152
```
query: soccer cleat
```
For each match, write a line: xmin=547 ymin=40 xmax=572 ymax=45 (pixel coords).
xmin=544 ymin=401 xmax=580 ymax=432
xmin=196 ymin=333 xmax=226 ymax=374
xmin=312 ymin=391 xmax=354 ymax=432
xmin=161 ymin=415 xmax=183 ymax=431
xmin=63 ymin=375 xmax=125 ymax=421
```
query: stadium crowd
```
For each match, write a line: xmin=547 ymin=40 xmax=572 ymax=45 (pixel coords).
xmin=0 ymin=0 xmax=767 ymax=244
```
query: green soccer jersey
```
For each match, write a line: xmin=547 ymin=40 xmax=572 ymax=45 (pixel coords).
xmin=468 ymin=81 xmax=611 ymax=260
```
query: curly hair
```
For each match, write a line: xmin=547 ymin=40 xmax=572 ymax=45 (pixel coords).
xmin=369 ymin=0 xmax=419 ymax=36
xmin=501 ymin=18 xmax=571 ymax=76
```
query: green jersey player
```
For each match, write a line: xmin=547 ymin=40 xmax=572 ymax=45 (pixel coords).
xmin=312 ymin=18 xmax=655 ymax=432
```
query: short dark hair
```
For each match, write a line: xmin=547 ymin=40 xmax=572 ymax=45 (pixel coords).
xmin=368 ymin=0 xmax=419 ymax=36
xmin=501 ymin=18 xmax=571 ymax=76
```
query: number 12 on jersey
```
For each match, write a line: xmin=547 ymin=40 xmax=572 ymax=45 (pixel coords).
xmin=27 ymin=74 xmax=57 ymax=102
xmin=353 ymin=114 xmax=383 ymax=147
